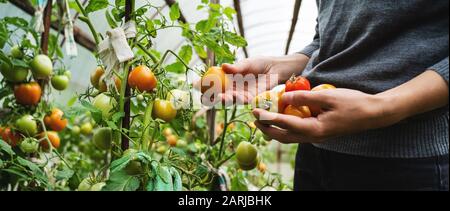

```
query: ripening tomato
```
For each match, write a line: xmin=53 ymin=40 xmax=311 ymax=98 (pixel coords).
xmin=166 ymin=134 xmax=178 ymax=147
xmin=0 ymin=127 xmax=21 ymax=147
xmin=152 ymin=99 xmax=177 ymax=123
xmin=310 ymin=84 xmax=337 ymax=116
xmin=257 ymin=162 xmax=267 ymax=173
xmin=93 ymin=93 xmax=117 ymax=118
xmin=200 ymin=66 xmax=229 ymax=94
xmin=14 ymin=82 xmax=42 ymax=106
xmin=285 ymin=75 xmax=311 ymax=92
xmin=252 ymin=90 xmax=286 ymax=113
xmin=114 ymin=76 xmax=121 ymax=90
xmin=128 ymin=65 xmax=157 ymax=92
xmin=39 ymin=131 xmax=61 ymax=150
xmin=283 ymin=105 xmax=312 ymax=118
xmin=44 ymin=108 xmax=68 ymax=132
xmin=15 ymin=115 xmax=38 ymax=136
xmin=30 ymin=54 xmax=53 ymax=79
xmin=90 ymin=67 xmax=107 ymax=92
xmin=162 ymin=128 xmax=173 ymax=137
xmin=80 ymin=122 xmax=93 ymax=135
xmin=236 ymin=141 xmax=259 ymax=171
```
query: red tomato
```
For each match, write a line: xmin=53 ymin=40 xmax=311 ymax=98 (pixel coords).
xmin=128 ymin=65 xmax=157 ymax=92
xmin=0 ymin=127 xmax=21 ymax=147
xmin=14 ymin=82 xmax=42 ymax=106
xmin=285 ymin=75 xmax=311 ymax=92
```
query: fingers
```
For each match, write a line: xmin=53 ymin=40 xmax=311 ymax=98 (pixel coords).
xmin=222 ymin=62 xmax=250 ymax=75
xmin=254 ymin=121 xmax=304 ymax=144
xmin=252 ymin=109 xmax=323 ymax=137
xmin=282 ymin=91 xmax=334 ymax=109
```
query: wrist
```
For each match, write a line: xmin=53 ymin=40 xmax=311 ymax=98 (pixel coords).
xmin=370 ymin=92 xmax=407 ymax=129
xmin=272 ymin=54 xmax=310 ymax=83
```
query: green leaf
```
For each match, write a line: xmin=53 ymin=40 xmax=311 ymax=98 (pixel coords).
xmin=165 ymin=62 xmax=184 ymax=74
xmin=194 ymin=45 xmax=207 ymax=59
xmin=230 ymin=171 xmax=249 ymax=191
xmin=105 ymin=10 xmax=118 ymax=29
xmin=209 ymin=3 xmax=221 ymax=11
xmin=224 ymin=32 xmax=248 ymax=47
xmin=0 ymin=140 xmax=15 ymax=156
xmin=115 ymin=0 xmax=125 ymax=7
xmin=0 ymin=51 xmax=12 ymax=67
xmin=102 ymin=169 xmax=140 ymax=191
xmin=223 ymin=7 xmax=237 ymax=20
xmin=179 ymin=45 xmax=193 ymax=64
xmin=0 ymin=21 xmax=8 ymax=49
xmin=146 ymin=20 xmax=156 ymax=38
xmin=80 ymin=100 xmax=103 ymax=123
xmin=55 ymin=167 xmax=74 ymax=180
xmin=67 ymin=95 xmax=78 ymax=107
xmin=11 ymin=59 xmax=29 ymax=68
xmin=110 ymin=154 xmax=132 ymax=173
xmin=4 ymin=17 xmax=28 ymax=28
xmin=195 ymin=20 xmax=208 ymax=33
xmin=2 ymin=168 xmax=28 ymax=179
xmin=169 ymin=2 xmax=181 ymax=21
xmin=85 ymin=0 xmax=109 ymax=14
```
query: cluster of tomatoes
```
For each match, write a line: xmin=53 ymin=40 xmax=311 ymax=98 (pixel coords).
xmin=254 ymin=75 xmax=336 ymax=118
xmin=0 ymin=46 xmax=73 ymax=154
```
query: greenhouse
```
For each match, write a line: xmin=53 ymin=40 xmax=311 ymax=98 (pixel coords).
xmin=0 ymin=0 xmax=448 ymax=194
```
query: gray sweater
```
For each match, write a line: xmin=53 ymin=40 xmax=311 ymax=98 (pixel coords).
xmin=300 ymin=0 xmax=449 ymax=158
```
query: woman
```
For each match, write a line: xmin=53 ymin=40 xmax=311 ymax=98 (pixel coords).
xmin=222 ymin=0 xmax=449 ymax=190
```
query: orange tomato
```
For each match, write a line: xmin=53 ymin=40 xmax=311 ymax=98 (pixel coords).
xmin=166 ymin=135 xmax=178 ymax=147
xmin=200 ymin=66 xmax=229 ymax=94
xmin=114 ymin=76 xmax=122 ymax=90
xmin=0 ymin=127 xmax=21 ymax=147
xmin=39 ymin=131 xmax=61 ymax=150
xmin=257 ymin=162 xmax=267 ymax=173
xmin=252 ymin=90 xmax=286 ymax=113
xmin=283 ymin=105 xmax=312 ymax=118
xmin=44 ymin=108 xmax=68 ymax=132
xmin=128 ymin=65 xmax=157 ymax=92
xmin=310 ymin=84 xmax=336 ymax=116
xmin=14 ymin=82 xmax=42 ymax=106
xmin=90 ymin=66 xmax=107 ymax=92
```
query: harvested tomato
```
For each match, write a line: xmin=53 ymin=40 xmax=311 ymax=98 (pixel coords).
xmin=0 ymin=127 xmax=21 ymax=147
xmin=285 ymin=75 xmax=311 ymax=92
xmin=200 ymin=66 xmax=229 ymax=94
xmin=44 ymin=108 xmax=68 ymax=132
xmin=283 ymin=105 xmax=312 ymax=118
xmin=152 ymin=99 xmax=177 ymax=123
xmin=90 ymin=67 xmax=107 ymax=92
xmin=252 ymin=90 xmax=286 ymax=113
xmin=310 ymin=84 xmax=337 ymax=116
xmin=14 ymin=82 xmax=42 ymax=106
xmin=39 ymin=131 xmax=61 ymax=150
xmin=128 ymin=65 xmax=157 ymax=92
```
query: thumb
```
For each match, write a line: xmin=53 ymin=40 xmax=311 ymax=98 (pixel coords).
xmin=282 ymin=91 xmax=333 ymax=108
xmin=222 ymin=62 xmax=249 ymax=75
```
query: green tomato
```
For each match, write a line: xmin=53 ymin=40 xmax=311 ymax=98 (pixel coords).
xmin=93 ymin=93 xmax=117 ymax=118
xmin=19 ymin=138 xmax=39 ymax=153
xmin=89 ymin=182 xmax=106 ymax=191
xmin=77 ymin=178 xmax=92 ymax=191
xmin=30 ymin=54 xmax=53 ymax=78
xmin=238 ymin=155 xmax=260 ymax=171
xmin=63 ymin=70 xmax=72 ymax=79
xmin=10 ymin=45 xmax=24 ymax=59
xmin=51 ymin=75 xmax=70 ymax=91
xmin=71 ymin=125 xmax=81 ymax=135
xmin=0 ymin=62 xmax=28 ymax=82
xmin=177 ymin=139 xmax=188 ymax=148
xmin=167 ymin=89 xmax=190 ymax=110
xmin=236 ymin=141 xmax=258 ymax=166
xmin=92 ymin=127 xmax=112 ymax=150
xmin=80 ymin=122 xmax=93 ymax=135
xmin=15 ymin=115 xmax=38 ymax=136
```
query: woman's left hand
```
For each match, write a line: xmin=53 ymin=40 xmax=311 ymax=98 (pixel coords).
xmin=253 ymin=88 xmax=398 ymax=144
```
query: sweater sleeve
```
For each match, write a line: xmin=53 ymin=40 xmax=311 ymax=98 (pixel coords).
xmin=428 ymin=57 xmax=449 ymax=84
xmin=299 ymin=19 xmax=320 ymax=58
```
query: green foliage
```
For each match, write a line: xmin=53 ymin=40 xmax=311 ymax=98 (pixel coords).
xmin=85 ymin=0 xmax=109 ymax=14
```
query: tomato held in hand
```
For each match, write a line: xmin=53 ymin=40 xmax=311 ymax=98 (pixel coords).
xmin=39 ymin=131 xmax=61 ymax=150
xmin=128 ymin=65 xmax=157 ymax=92
xmin=51 ymin=75 xmax=70 ymax=91
xmin=200 ymin=66 xmax=229 ymax=94
xmin=16 ymin=115 xmax=38 ymax=136
xmin=0 ymin=127 xmax=21 ymax=147
xmin=252 ymin=90 xmax=286 ymax=113
xmin=14 ymin=82 xmax=42 ymax=106
xmin=310 ymin=84 xmax=337 ymax=116
xmin=283 ymin=105 xmax=312 ymax=118
xmin=152 ymin=99 xmax=177 ymax=123
xmin=44 ymin=108 xmax=68 ymax=132
xmin=285 ymin=75 xmax=311 ymax=92
xmin=30 ymin=54 xmax=53 ymax=78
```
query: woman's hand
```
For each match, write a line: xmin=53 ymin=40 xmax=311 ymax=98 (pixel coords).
xmin=219 ymin=54 xmax=310 ymax=104
xmin=253 ymin=89 xmax=391 ymax=143
xmin=253 ymin=70 xmax=449 ymax=144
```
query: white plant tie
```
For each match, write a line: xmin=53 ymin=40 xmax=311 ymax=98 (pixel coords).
xmin=98 ymin=21 xmax=136 ymax=83
xmin=64 ymin=0 xmax=78 ymax=57
xmin=33 ymin=0 xmax=48 ymax=33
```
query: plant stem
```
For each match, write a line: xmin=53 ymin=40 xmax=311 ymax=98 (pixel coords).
xmin=218 ymin=107 xmax=228 ymax=160
xmin=75 ymin=0 xmax=100 ymax=45
xmin=141 ymin=101 xmax=154 ymax=151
